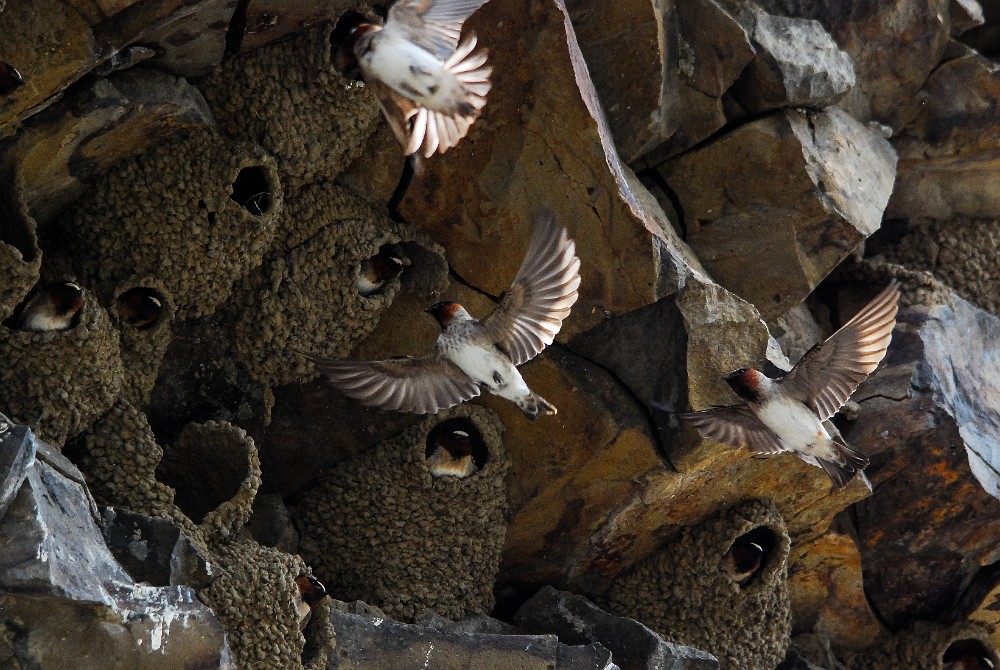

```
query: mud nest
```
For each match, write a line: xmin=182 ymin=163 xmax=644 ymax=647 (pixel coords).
xmin=233 ymin=183 xmax=448 ymax=387
xmin=0 ymin=165 xmax=41 ymax=323
xmin=200 ymin=19 xmax=380 ymax=194
xmin=603 ymin=498 xmax=792 ymax=670
xmin=846 ymin=620 xmax=999 ymax=670
xmin=109 ymin=277 xmax=176 ymax=408
xmin=56 ymin=127 xmax=283 ymax=319
xmin=0 ymin=289 xmax=122 ymax=447
xmin=292 ymin=405 xmax=509 ymax=622
xmin=72 ymin=398 xmax=180 ymax=525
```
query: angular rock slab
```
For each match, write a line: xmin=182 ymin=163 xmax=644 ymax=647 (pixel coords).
xmin=750 ymin=0 xmax=952 ymax=129
xmin=786 ymin=530 xmax=883 ymax=649
xmin=6 ymin=67 xmax=214 ymax=224
xmin=400 ymin=0 xmax=698 ymax=338
xmin=659 ymin=107 xmax=896 ymax=319
xmin=729 ymin=6 xmax=856 ymax=115
xmin=565 ymin=0 xmax=678 ymax=162
xmin=841 ymin=293 xmax=1000 ymax=628
xmin=887 ymin=52 xmax=1000 ymax=221
xmin=0 ymin=415 xmax=232 ymax=669
xmin=514 ymin=586 xmax=720 ymax=669
xmin=324 ymin=600 xmax=618 ymax=669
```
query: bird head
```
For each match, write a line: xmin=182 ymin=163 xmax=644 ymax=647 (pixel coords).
xmin=295 ymin=574 xmax=328 ymax=606
xmin=50 ymin=282 xmax=85 ymax=319
xmin=724 ymin=368 xmax=763 ymax=401
xmin=437 ymin=429 xmax=473 ymax=458
xmin=426 ymin=301 xmax=463 ymax=328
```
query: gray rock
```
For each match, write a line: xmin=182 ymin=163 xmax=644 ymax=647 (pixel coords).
xmin=731 ymin=6 xmax=856 ymax=114
xmin=0 ymin=416 xmax=34 ymax=519
xmin=327 ymin=598 xmax=620 ymax=669
xmin=0 ymin=414 xmax=232 ymax=669
xmin=99 ymin=506 xmax=214 ymax=589
xmin=514 ymin=586 xmax=719 ymax=670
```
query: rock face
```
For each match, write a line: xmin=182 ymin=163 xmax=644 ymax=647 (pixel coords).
xmin=840 ymin=292 xmax=1000 ymax=628
xmin=0 ymin=414 xmax=232 ymax=669
xmin=3 ymin=0 xmax=1000 ymax=666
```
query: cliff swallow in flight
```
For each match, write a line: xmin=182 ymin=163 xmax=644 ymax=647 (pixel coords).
xmin=0 ymin=61 xmax=25 ymax=95
xmin=295 ymin=574 xmax=328 ymax=630
xmin=303 ymin=209 xmax=581 ymax=420
xmin=681 ymin=282 xmax=900 ymax=488
xmin=117 ymin=288 xmax=163 ymax=329
xmin=722 ymin=539 xmax=765 ymax=586
xmin=350 ymin=0 xmax=493 ymax=157
xmin=16 ymin=282 xmax=85 ymax=332
xmin=356 ymin=247 xmax=407 ymax=297
xmin=426 ymin=428 xmax=477 ymax=477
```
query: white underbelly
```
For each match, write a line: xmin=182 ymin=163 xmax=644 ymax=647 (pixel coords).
xmin=364 ymin=36 xmax=460 ymax=110
xmin=756 ymin=400 xmax=828 ymax=453
xmin=448 ymin=346 xmax=528 ymax=399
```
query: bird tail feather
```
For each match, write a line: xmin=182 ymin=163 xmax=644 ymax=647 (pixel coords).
xmin=818 ymin=439 xmax=870 ymax=489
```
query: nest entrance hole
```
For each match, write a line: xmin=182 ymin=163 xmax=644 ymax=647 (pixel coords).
xmin=723 ymin=526 xmax=778 ymax=588
xmin=425 ymin=417 xmax=488 ymax=470
xmin=117 ymin=287 xmax=165 ymax=330
xmin=0 ymin=213 xmax=38 ymax=264
xmin=943 ymin=639 xmax=997 ymax=668
xmin=330 ymin=11 xmax=371 ymax=79
xmin=156 ymin=430 xmax=251 ymax=523
xmin=230 ymin=165 xmax=274 ymax=216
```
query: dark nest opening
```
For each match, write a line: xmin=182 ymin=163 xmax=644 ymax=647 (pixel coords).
xmin=230 ymin=165 xmax=274 ymax=216
xmin=425 ymin=416 xmax=489 ymax=470
xmin=723 ymin=525 xmax=778 ymax=589
xmin=116 ymin=286 xmax=165 ymax=330
xmin=943 ymin=638 xmax=998 ymax=669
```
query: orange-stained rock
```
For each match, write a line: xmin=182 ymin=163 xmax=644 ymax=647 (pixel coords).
xmin=787 ymin=530 xmax=884 ymax=650
xmin=842 ymin=293 xmax=1000 ymax=629
xmin=399 ymin=0 xmax=693 ymax=339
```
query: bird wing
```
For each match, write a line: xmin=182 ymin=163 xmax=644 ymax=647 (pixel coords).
xmin=386 ymin=0 xmax=491 ymax=59
xmin=780 ymin=281 xmax=900 ymax=421
xmin=681 ymin=405 xmax=787 ymax=455
xmin=364 ymin=78 xmax=425 ymax=156
xmin=304 ymin=353 xmax=481 ymax=414
xmin=480 ymin=208 xmax=582 ymax=366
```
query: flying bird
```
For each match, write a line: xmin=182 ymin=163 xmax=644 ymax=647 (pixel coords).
xmin=16 ymin=282 xmax=85 ymax=332
xmin=680 ymin=282 xmax=900 ymax=488
xmin=350 ymin=0 xmax=493 ymax=158
xmin=426 ymin=428 xmax=477 ymax=478
xmin=303 ymin=209 xmax=581 ymax=420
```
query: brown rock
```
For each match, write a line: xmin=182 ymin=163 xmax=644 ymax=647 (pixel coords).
xmin=565 ymin=0 xmax=679 ymax=163
xmin=0 ymin=0 xmax=99 ymax=135
xmin=887 ymin=52 xmax=1000 ymax=221
xmin=659 ymin=107 xmax=896 ymax=320
xmin=399 ymin=0 xmax=691 ymax=339
xmin=840 ymin=293 xmax=1000 ymax=628
xmin=7 ymin=67 xmax=213 ymax=224
xmin=787 ymin=530 xmax=884 ymax=650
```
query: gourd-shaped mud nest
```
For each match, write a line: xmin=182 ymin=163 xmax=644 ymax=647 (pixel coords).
xmin=292 ymin=404 xmax=509 ymax=622
xmin=603 ymin=498 xmax=792 ymax=670
xmin=233 ymin=183 xmax=448 ymax=387
xmin=200 ymin=19 xmax=380 ymax=194
xmin=846 ymin=620 xmax=999 ymax=670
xmin=109 ymin=277 xmax=176 ymax=408
xmin=0 ymin=287 xmax=122 ymax=447
xmin=56 ymin=126 xmax=283 ymax=320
